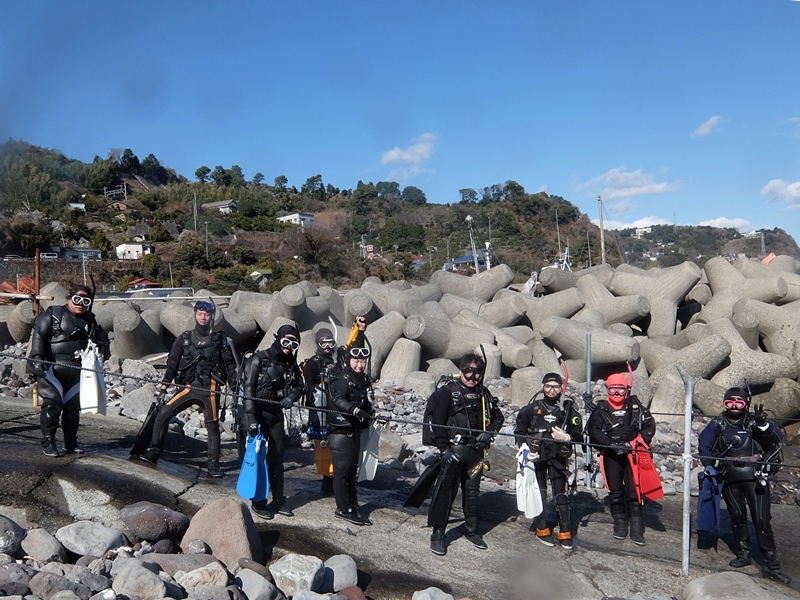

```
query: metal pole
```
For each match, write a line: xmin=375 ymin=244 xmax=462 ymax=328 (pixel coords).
xmin=82 ymin=253 xmax=87 ymax=285
xmin=678 ymin=366 xmax=693 ymax=577
xmin=584 ymin=333 xmax=596 ymax=488
xmin=205 ymin=222 xmax=209 ymax=260
xmin=598 ymin=195 xmax=606 ymax=265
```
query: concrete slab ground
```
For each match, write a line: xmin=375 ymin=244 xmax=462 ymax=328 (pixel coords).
xmin=1 ymin=396 xmax=798 ymax=600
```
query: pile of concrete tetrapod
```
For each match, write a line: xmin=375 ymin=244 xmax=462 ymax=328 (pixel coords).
xmin=2 ymin=255 xmax=799 ymax=435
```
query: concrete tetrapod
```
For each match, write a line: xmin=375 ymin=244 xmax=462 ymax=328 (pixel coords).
xmin=606 ymin=260 xmax=701 ymax=337
xmin=494 ymin=288 xmax=585 ymax=334
xmin=452 ymin=309 xmax=532 ymax=369
xmin=538 ymin=316 xmax=640 ymax=365
xmin=403 ymin=313 xmax=495 ymax=362
xmin=732 ymin=297 xmax=800 ymax=362
xmin=574 ymin=275 xmax=650 ymax=326
xmin=430 ymin=264 xmax=514 ymax=303
xmin=477 ymin=295 xmax=528 ymax=328
xmin=112 ymin=305 xmax=165 ymax=360
xmin=705 ymin=317 xmax=799 ymax=390
xmin=439 ymin=293 xmax=483 ymax=319
xmin=698 ymin=256 xmax=788 ymax=324
xmin=732 ymin=256 xmax=800 ymax=304
xmin=378 ymin=338 xmax=422 ymax=385
xmin=364 ymin=311 xmax=407 ymax=381
xmin=6 ymin=299 xmax=35 ymax=343
xmin=361 ymin=281 xmax=442 ymax=318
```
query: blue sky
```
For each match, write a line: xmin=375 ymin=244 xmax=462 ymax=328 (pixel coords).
xmin=2 ymin=1 xmax=799 ymax=243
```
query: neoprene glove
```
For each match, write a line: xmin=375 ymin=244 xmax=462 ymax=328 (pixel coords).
xmin=248 ymin=424 xmax=260 ymax=437
xmin=352 ymin=407 xmax=369 ymax=422
xmin=29 ymin=359 xmax=46 ymax=378
xmin=616 ymin=442 xmax=632 ymax=455
xmin=442 ymin=449 xmax=460 ymax=463
xmin=279 ymin=398 xmax=293 ymax=409
xmin=475 ymin=432 xmax=493 ymax=450
xmin=157 ymin=390 xmax=167 ymax=405
xmin=753 ymin=403 xmax=768 ymax=427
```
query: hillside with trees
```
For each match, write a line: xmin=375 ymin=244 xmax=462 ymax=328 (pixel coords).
xmin=1 ymin=140 xmax=797 ymax=293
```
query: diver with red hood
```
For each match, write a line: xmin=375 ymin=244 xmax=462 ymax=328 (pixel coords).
xmin=697 ymin=387 xmax=790 ymax=584
xmin=586 ymin=372 xmax=655 ymax=546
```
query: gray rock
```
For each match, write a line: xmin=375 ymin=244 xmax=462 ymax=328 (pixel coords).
xmin=269 ymin=554 xmax=324 ymax=597
xmin=683 ymin=571 xmax=787 ymax=599
xmin=119 ymin=387 xmax=158 ymax=420
xmin=29 ymin=572 xmax=92 ymax=600
xmin=235 ymin=568 xmax=284 ymax=600
xmin=237 ymin=558 xmax=272 ymax=582
xmin=185 ymin=584 xmax=232 ymax=600
xmin=20 ymin=528 xmax=67 ymax=564
xmin=54 ymin=521 xmax=127 ymax=558
xmin=88 ymin=590 xmax=116 ymax=600
xmin=49 ymin=591 xmax=82 ymax=600
xmin=187 ymin=539 xmax=210 ymax=554
xmin=0 ymin=563 xmax=37 ymax=596
xmin=178 ymin=562 xmax=231 ymax=589
xmin=411 ymin=588 xmax=455 ymax=600
xmin=321 ymin=555 xmax=358 ymax=593
xmin=111 ymin=563 xmax=166 ymax=600
xmin=120 ymin=359 xmax=160 ymax=383
xmin=0 ymin=514 xmax=26 ymax=554
xmin=119 ymin=501 xmax=190 ymax=542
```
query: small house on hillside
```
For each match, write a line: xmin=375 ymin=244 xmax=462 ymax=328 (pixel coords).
xmin=116 ymin=243 xmax=154 ymax=260
xmin=249 ymin=268 xmax=273 ymax=287
xmin=277 ymin=212 xmax=314 ymax=227
xmin=201 ymin=200 xmax=238 ymax=214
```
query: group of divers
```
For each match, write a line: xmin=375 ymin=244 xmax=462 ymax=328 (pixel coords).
xmin=26 ymin=285 xmax=791 ymax=585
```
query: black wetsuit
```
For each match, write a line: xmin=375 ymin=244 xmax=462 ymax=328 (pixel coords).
xmin=515 ymin=393 xmax=583 ymax=536
xmin=148 ymin=324 xmax=237 ymax=465
xmin=241 ymin=344 xmax=303 ymax=504
xmin=698 ymin=412 xmax=784 ymax=571
xmin=29 ymin=304 xmax=106 ymax=451
xmin=586 ymin=396 xmax=655 ymax=519
xmin=426 ymin=379 xmax=504 ymax=534
xmin=327 ymin=365 xmax=373 ymax=513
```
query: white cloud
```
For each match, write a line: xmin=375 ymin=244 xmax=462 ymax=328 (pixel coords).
xmin=789 ymin=117 xmax=800 ymax=137
xmin=698 ymin=217 xmax=753 ymax=232
xmin=692 ymin=116 xmax=721 ymax=137
xmin=576 ymin=167 xmax=680 ymax=201
xmin=386 ymin=165 xmax=435 ymax=182
xmin=381 ymin=133 xmax=437 ymax=166
xmin=761 ymin=179 xmax=800 ymax=208
xmin=591 ymin=215 xmax=671 ymax=231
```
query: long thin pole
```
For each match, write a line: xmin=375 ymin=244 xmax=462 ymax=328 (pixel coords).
xmin=598 ymin=195 xmax=606 ymax=264
xmin=678 ymin=366 xmax=693 ymax=577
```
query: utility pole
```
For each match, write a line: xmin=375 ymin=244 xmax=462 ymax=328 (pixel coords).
xmin=81 ymin=252 xmax=87 ymax=285
xmin=194 ymin=192 xmax=198 ymax=232
xmin=204 ymin=221 xmax=209 ymax=261
xmin=598 ymin=195 xmax=606 ymax=265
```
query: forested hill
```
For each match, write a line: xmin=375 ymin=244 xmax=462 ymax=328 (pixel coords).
xmin=0 ymin=140 xmax=797 ymax=293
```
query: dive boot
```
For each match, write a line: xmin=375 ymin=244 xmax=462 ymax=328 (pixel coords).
xmin=430 ymin=527 xmax=447 ymax=556
xmin=729 ymin=541 xmax=752 ymax=568
xmin=763 ymin=552 xmax=791 ymax=584
xmin=612 ymin=515 xmax=628 ymax=540
xmin=42 ymin=437 xmax=63 ymax=457
xmin=535 ymin=527 xmax=555 ymax=547
xmin=629 ymin=517 xmax=646 ymax=547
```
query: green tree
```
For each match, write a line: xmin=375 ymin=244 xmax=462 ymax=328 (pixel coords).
xmin=210 ymin=165 xmax=232 ymax=187
xmin=274 ymin=175 xmax=288 ymax=189
xmin=459 ymin=188 xmax=478 ymax=204
xmin=402 ymin=185 xmax=427 ymax=205
xmin=230 ymin=165 xmax=246 ymax=187
xmin=195 ymin=166 xmax=211 ymax=183
xmin=376 ymin=181 xmax=400 ymax=198
xmin=252 ymin=172 xmax=264 ymax=186
xmin=142 ymin=253 xmax=163 ymax=280
xmin=209 ymin=265 xmax=259 ymax=294
xmin=302 ymin=174 xmax=325 ymax=200
xmin=149 ymin=223 xmax=171 ymax=242
xmin=231 ymin=246 xmax=257 ymax=265
xmin=120 ymin=149 xmax=140 ymax=174
xmin=91 ymin=229 xmax=112 ymax=252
